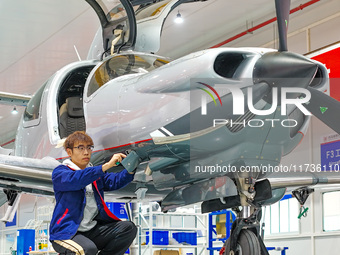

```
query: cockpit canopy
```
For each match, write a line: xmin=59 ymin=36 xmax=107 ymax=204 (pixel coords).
xmin=85 ymin=0 xmax=136 ymax=55
xmin=85 ymin=0 xmax=185 ymax=57
xmin=86 ymin=53 xmax=169 ymax=97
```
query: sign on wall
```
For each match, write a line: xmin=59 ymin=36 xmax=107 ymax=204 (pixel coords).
xmin=321 ymin=134 xmax=340 ymax=171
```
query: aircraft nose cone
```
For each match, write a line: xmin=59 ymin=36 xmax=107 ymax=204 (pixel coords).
xmin=253 ymin=51 xmax=318 ymax=89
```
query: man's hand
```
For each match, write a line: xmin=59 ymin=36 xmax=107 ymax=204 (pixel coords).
xmin=102 ymin=153 xmax=127 ymax=172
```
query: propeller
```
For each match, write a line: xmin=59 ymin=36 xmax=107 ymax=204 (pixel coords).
xmin=275 ymin=0 xmax=290 ymax=52
xmin=304 ymin=88 xmax=340 ymax=134
xmin=252 ymin=0 xmax=340 ymax=134
xmin=253 ymin=0 xmax=318 ymax=90
xmin=253 ymin=0 xmax=318 ymax=91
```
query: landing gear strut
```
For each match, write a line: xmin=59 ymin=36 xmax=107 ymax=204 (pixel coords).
xmin=222 ymin=173 xmax=269 ymax=255
xmin=223 ymin=206 xmax=268 ymax=255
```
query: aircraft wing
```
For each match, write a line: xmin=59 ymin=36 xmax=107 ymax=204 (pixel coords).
xmin=0 ymin=154 xmax=170 ymax=201
xmin=0 ymin=154 xmax=58 ymax=196
xmin=1 ymin=151 xmax=340 ymax=213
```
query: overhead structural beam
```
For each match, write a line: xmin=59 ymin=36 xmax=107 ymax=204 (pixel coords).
xmin=0 ymin=92 xmax=31 ymax=106
xmin=210 ymin=0 xmax=320 ymax=48
xmin=261 ymin=10 xmax=340 ymax=50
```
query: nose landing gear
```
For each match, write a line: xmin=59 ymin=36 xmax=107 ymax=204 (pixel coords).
xmin=223 ymin=204 xmax=268 ymax=255
xmin=222 ymin=206 xmax=268 ymax=255
xmin=225 ymin=229 xmax=260 ymax=255
xmin=222 ymin=173 xmax=271 ymax=255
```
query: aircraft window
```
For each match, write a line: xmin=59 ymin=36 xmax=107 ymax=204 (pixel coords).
xmin=214 ymin=53 xmax=247 ymax=79
xmin=87 ymin=54 xmax=169 ymax=97
xmin=57 ymin=65 xmax=95 ymax=108
xmin=23 ymin=81 xmax=48 ymax=122
xmin=323 ymin=191 xmax=340 ymax=231
xmin=262 ymin=196 xmax=299 ymax=235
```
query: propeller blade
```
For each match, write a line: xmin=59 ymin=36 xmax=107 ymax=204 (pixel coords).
xmin=304 ymin=87 xmax=340 ymax=134
xmin=275 ymin=0 xmax=291 ymax=52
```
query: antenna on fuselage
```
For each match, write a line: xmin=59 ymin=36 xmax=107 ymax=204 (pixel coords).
xmin=73 ymin=45 xmax=82 ymax=61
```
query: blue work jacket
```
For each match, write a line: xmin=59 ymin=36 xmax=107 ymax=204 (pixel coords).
xmin=49 ymin=164 xmax=134 ymax=240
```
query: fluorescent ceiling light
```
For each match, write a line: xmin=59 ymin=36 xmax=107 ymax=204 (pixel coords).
xmin=175 ymin=11 xmax=183 ymax=24
xmin=11 ymin=106 xmax=18 ymax=115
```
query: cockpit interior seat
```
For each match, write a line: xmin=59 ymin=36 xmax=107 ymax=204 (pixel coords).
xmin=59 ymin=102 xmax=67 ymax=117
xmin=59 ymin=97 xmax=86 ymax=138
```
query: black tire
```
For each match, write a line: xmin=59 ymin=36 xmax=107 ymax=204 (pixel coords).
xmin=224 ymin=229 xmax=261 ymax=255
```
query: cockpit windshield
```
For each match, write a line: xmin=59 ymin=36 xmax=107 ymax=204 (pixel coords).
xmin=87 ymin=54 xmax=169 ymax=97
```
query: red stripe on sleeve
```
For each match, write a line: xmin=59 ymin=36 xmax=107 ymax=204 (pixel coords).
xmin=57 ymin=208 xmax=69 ymax=224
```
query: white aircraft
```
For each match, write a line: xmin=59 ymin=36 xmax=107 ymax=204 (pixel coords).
xmin=1 ymin=0 xmax=340 ymax=254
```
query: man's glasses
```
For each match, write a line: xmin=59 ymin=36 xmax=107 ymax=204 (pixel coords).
xmin=73 ymin=145 xmax=94 ymax=152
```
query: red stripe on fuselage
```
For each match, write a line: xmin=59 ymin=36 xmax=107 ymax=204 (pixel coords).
xmin=0 ymin=139 xmax=15 ymax=147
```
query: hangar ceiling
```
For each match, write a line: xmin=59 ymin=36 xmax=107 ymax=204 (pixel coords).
xmin=0 ymin=0 xmax=340 ymax=149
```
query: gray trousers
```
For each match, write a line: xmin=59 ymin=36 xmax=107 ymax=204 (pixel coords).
xmin=51 ymin=221 xmax=137 ymax=255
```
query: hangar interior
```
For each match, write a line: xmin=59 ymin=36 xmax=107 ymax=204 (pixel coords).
xmin=1 ymin=0 xmax=340 ymax=255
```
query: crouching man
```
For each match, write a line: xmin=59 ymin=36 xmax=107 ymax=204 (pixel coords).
xmin=50 ymin=131 xmax=137 ymax=255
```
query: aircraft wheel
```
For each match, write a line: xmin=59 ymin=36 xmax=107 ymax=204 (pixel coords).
xmin=224 ymin=229 xmax=261 ymax=255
